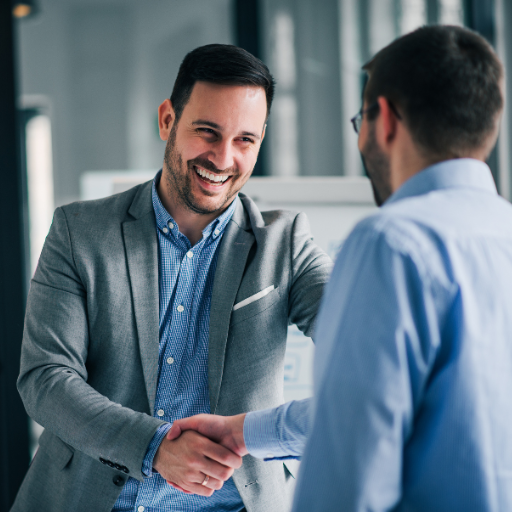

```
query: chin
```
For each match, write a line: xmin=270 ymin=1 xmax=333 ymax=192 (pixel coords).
xmin=188 ymin=197 xmax=228 ymax=215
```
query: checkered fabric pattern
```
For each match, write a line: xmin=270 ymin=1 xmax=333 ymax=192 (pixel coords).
xmin=113 ymin=171 xmax=244 ymax=512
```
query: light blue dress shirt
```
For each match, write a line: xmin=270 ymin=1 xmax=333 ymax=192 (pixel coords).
xmin=244 ymin=399 xmax=310 ymax=460
xmin=287 ymin=158 xmax=512 ymax=511
xmin=114 ymin=172 xmax=244 ymax=512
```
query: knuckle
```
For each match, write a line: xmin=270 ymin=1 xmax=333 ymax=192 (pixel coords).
xmin=184 ymin=469 xmax=195 ymax=482
xmin=218 ymin=453 xmax=230 ymax=465
xmin=219 ymin=467 xmax=233 ymax=481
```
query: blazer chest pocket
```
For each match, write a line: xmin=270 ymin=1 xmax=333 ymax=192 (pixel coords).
xmin=230 ymin=286 xmax=281 ymax=326
xmin=38 ymin=429 xmax=74 ymax=470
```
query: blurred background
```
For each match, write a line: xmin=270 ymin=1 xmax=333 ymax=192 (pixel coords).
xmin=2 ymin=0 xmax=512 ymax=507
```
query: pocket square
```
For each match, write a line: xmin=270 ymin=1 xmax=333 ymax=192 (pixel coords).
xmin=233 ymin=285 xmax=275 ymax=311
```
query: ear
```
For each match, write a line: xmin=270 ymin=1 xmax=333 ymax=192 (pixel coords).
xmin=375 ymin=96 xmax=399 ymax=149
xmin=158 ymin=99 xmax=176 ymax=141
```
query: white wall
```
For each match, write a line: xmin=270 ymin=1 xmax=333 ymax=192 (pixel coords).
xmin=16 ymin=0 xmax=233 ymax=207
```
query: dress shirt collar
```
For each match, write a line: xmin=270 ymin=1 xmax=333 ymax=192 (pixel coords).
xmin=385 ymin=158 xmax=497 ymax=207
xmin=151 ymin=169 xmax=238 ymax=242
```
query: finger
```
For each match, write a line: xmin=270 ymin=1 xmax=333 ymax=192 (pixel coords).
xmin=202 ymin=439 xmax=243 ymax=470
xmin=167 ymin=478 xmax=215 ymax=497
xmin=167 ymin=481 xmax=191 ymax=494
xmin=200 ymin=475 xmax=224 ymax=491
xmin=168 ymin=416 xmax=203 ymax=439
xmin=179 ymin=481 xmax=216 ymax=497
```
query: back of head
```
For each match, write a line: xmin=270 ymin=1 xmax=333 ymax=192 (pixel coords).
xmin=170 ymin=44 xmax=275 ymax=122
xmin=363 ymin=25 xmax=504 ymax=159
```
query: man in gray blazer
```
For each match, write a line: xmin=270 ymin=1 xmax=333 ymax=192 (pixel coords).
xmin=12 ymin=44 xmax=331 ymax=512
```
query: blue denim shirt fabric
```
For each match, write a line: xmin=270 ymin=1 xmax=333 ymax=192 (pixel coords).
xmin=114 ymin=171 xmax=244 ymax=512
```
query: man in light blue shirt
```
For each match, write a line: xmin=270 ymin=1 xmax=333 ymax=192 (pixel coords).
xmin=171 ymin=25 xmax=512 ymax=511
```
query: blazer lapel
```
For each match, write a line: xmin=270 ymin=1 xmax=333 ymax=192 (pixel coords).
xmin=123 ymin=182 xmax=160 ymax=414
xmin=209 ymin=200 xmax=254 ymax=413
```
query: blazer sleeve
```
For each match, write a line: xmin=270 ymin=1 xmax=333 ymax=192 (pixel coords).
xmin=288 ymin=212 xmax=333 ymax=339
xmin=17 ymin=207 xmax=164 ymax=481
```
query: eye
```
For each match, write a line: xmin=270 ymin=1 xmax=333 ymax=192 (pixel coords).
xmin=198 ymin=127 xmax=216 ymax=135
xmin=239 ymin=137 xmax=255 ymax=143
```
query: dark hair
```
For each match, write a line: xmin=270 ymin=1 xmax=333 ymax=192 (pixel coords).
xmin=363 ymin=25 xmax=503 ymax=158
xmin=170 ymin=44 xmax=275 ymax=122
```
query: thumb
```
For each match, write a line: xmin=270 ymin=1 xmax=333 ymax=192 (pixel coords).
xmin=167 ymin=421 xmax=183 ymax=440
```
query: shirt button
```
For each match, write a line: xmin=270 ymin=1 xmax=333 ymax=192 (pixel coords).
xmin=168 ymin=222 xmax=174 ymax=229
xmin=186 ymin=251 xmax=193 ymax=258
xmin=113 ymin=475 xmax=125 ymax=486
xmin=167 ymin=356 xmax=174 ymax=365
xmin=138 ymin=507 xmax=145 ymax=512
xmin=157 ymin=409 xmax=165 ymax=417
xmin=162 ymin=227 xmax=168 ymax=234
xmin=214 ymin=229 xmax=220 ymax=236
xmin=266 ymin=453 xmax=274 ymax=459
xmin=177 ymin=305 xmax=184 ymax=312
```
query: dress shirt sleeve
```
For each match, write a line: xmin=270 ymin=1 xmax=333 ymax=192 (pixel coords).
xmin=141 ymin=422 xmax=172 ymax=477
xmin=292 ymin=219 xmax=451 ymax=512
xmin=243 ymin=399 xmax=311 ymax=460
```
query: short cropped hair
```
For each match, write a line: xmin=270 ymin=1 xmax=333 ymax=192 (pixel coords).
xmin=170 ymin=44 xmax=275 ymax=122
xmin=363 ymin=25 xmax=503 ymax=158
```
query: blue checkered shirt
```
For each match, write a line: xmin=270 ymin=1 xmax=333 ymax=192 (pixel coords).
xmin=113 ymin=171 xmax=244 ymax=512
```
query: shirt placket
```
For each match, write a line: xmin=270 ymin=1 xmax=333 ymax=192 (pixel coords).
xmin=154 ymin=238 xmax=205 ymax=422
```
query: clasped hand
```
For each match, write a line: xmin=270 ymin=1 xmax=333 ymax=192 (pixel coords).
xmin=153 ymin=413 xmax=247 ymax=497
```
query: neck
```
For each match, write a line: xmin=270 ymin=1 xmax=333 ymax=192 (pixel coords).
xmin=157 ymin=175 xmax=227 ymax=246
xmin=389 ymin=130 xmax=439 ymax=194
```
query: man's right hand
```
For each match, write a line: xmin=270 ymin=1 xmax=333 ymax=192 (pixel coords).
xmin=153 ymin=430 xmax=242 ymax=496
xmin=167 ymin=413 xmax=248 ymax=457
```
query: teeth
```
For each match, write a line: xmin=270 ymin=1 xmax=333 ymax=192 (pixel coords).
xmin=195 ymin=166 xmax=229 ymax=183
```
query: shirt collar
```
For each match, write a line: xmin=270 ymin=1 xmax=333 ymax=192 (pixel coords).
xmin=385 ymin=158 xmax=497 ymax=207
xmin=151 ymin=170 xmax=238 ymax=241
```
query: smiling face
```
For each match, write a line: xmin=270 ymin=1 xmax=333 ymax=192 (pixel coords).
xmin=158 ymin=81 xmax=267 ymax=219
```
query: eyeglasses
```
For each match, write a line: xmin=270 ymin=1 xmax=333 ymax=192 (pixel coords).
xmin=350 ymin=102 xmax=379 ymax=134
xmin=350 ymin=101 xmax=402 ymax=134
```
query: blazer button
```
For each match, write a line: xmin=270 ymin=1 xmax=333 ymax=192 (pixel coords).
xmin=114 ymin=463 xmax=123 ymax=471
xmin=122 ymin=466 xmax=130 ymax=474
xmin=99 ymin=457 xmax=107 ymax=465
xmin=113 ymin=475 xmax=125 ymax=487
xmin=107 ymin=460 xmax=115 ymax=468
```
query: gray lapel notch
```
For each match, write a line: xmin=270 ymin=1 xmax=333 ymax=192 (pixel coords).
xmin=209 ymin=200 xmax=254 ymax=413
xmin=123 ymin=181 xmax=160 ymax=415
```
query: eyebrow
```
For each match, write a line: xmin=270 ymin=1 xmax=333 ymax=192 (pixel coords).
xmin=192 ymin=119 xmax=261 ymax=140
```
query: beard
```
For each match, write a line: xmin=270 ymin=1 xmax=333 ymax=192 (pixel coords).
xmin=162 ymin=125 xmax=238 ymax=216
xmin=360 ymin=125 xmax=392 ymax=207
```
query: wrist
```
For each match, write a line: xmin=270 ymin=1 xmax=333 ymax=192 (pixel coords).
xmin=232 ymin=413 xmax=248 ymax=456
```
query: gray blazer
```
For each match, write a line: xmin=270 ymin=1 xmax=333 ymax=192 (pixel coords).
xmin=12 ymin=180 xmax=332 ymax=512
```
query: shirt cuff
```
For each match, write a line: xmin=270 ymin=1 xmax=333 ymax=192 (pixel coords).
xmin=244 ymin=400 xmax=310 ymax=461
xmin=142 ymin=422 xmax=172 ymax=477
xmin=244 ymin=408 xmax=284 ymax=459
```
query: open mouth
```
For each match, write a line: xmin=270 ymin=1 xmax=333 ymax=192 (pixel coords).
xmin=194 ymin=165 xmax=232 ymax=186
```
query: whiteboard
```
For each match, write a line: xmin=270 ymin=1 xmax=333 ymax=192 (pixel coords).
xmin=81 ymin=171 xmax=376 ymax=401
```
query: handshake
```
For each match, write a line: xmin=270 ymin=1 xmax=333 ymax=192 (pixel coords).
xmin=152 ymin=413 xmax=248 ymax=497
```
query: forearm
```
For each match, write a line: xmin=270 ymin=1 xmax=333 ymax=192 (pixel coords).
xmin=19 ymin=362 xmax=165 ymax=479
xmin=19 ymin=283 xmax=164 ymax=479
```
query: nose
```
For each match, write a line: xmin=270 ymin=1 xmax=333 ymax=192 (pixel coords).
xmin=208 ymin=139 xmax=235 ymax=171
